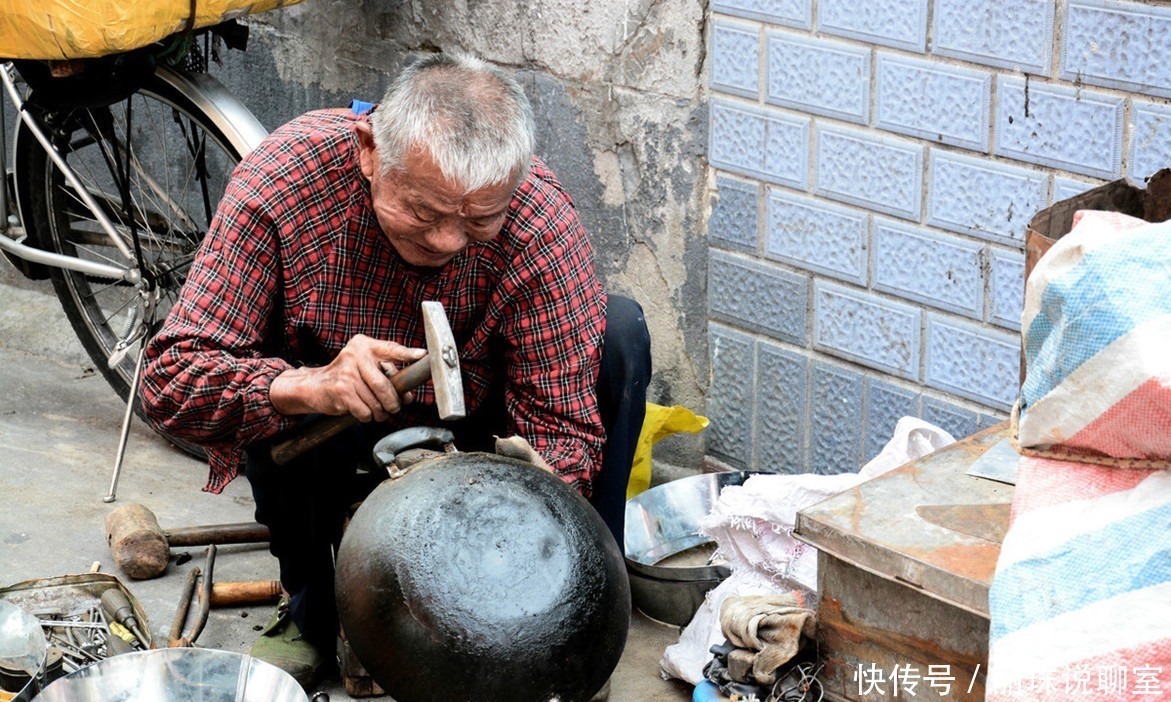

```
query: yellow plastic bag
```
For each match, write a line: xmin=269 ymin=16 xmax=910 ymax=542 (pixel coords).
xmin=628 ymin=403 xmax=709 ymax=499
xmin=0 ymin=0 xmax=304 ymax=60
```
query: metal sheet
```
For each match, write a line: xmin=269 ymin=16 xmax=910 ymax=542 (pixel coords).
xmin=915 ymin=504 xmax=1010 ymax=544
xmin=794 ymin=422 xmax=1014 ymax=617
xmin=964 ymin=438 xmax=1020 ymax=485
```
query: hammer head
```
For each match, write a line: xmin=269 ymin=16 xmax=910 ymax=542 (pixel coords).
xmin=421 ymin=301 xmax=466 ymax=420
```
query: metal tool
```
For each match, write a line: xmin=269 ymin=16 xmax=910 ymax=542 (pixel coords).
xmin=168 ymin=547 xmax=282 ymax=649
xmin=964 ymin=437 xmax=1020 ymax=485
xmin=36 ymin=604 xmax=124 ymax=676
xmin=104 ymin=502 xmax=269 ymax=580
xmin=168 ymin=546 xmax=215 ymax=648
xmin=269 ymin=301 xmax=466 ymax=465
xmin=167 ymin=567 xmax=201 ymax=648
xmin=99 ymin=589 xmax=148 ymax=650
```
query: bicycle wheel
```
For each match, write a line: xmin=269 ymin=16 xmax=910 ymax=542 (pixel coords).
xmin=21 ymin=71 xmax=243 ymax=441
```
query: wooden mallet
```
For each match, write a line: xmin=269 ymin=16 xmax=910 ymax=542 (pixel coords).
xmin=104 ymin=503 xmax=269 ymax=580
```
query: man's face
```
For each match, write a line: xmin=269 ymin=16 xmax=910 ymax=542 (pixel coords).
xmin=357 ymin=122 xmax=516 ymax=268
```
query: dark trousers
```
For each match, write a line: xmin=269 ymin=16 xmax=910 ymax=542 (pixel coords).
xmin=245 ymin=295 xmax=651 ymax=648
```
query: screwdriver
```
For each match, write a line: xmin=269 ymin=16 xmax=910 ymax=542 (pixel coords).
xmin=100 ymin=589 xmax=149 ymax=649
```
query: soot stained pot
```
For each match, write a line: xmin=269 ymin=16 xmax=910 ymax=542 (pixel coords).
xmin=335 ymin=452 xmax=630 ymax=702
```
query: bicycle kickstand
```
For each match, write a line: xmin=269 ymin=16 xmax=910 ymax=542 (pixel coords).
xmin=103 ymin=344 xmax=147 ymax=503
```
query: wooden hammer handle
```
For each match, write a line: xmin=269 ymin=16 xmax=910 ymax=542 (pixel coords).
xmin=210 ymin=580 xmax=283 ymax=607
xmin=269 ymin=356 xmax=432 ymax=465
xmin=165 ymin=522 xmax=270 ymax=547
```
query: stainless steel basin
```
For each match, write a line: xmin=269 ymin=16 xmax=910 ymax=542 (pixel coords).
xmin=624 ymin=471 xmax=754 ymax=626
xmin=31 ymin=648 xmax=307 ymax=702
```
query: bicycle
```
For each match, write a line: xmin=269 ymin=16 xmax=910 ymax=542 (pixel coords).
xmin=0 ymin=20 xmax=270 ymax=501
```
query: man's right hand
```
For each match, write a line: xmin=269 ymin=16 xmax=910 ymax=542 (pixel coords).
xmin=269 ymin=334 xmax=427 ymax=421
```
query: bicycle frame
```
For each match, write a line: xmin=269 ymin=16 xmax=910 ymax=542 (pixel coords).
xmin=0 ymin=61 xmax=267 ymax=286
xmin=0 ymin=55 xmax=268 ymax=502
xmin=0 ymin=63 xmax=139 ymax=283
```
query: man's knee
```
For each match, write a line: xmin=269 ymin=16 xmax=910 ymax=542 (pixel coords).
xmin=602 ymin=295 xmax=652 ymax=381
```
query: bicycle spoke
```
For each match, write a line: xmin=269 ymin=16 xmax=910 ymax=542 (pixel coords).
xmin=82 ymin=276 xmax=133 ymax=301
xmin=125 ymin=97 xmax=201 ymax=237
xmin=60 ymin=118 xmax=202 ymax=256
xmin=177 ymin=113 xmax=215 ymax=225
xmin=16 ymin=64 xmax=249 ymax=462
xmin=81 ymin=286 xmax=138 ymax=329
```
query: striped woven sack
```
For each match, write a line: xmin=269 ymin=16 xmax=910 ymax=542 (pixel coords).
xmin=987 ymin=210 xmax=1171 ymax=701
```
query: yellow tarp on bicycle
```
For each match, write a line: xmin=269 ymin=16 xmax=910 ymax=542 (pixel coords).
xmin=0 ymin=0 xmax=304 ymax=60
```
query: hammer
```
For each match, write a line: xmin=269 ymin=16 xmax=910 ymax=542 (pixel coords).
xmin=269 ymin=301 xmax=466 ymax=466
xmin=105 ymin=503 xmax=270 ymax=580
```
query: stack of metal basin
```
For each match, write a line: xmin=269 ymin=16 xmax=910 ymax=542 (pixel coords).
xmin=624 ymin=471 xmax=754 ymax=626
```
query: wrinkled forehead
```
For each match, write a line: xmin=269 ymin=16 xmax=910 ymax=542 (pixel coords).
xmin=385 ymin=158 xmax=518 ymax=216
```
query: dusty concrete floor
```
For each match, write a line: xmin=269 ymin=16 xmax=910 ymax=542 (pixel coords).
xmin=0 ymin=270 xmax=694 ymax=702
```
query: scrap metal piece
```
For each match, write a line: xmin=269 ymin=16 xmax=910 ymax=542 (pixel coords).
xmin=964 ymin=437 xmax=1020 ymax=485
xmin=916 ymin=503 xmax=1011 ymax=543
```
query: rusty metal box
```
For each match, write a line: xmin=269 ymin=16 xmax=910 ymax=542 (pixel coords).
xmin=794 ymin=425 xmax=1014 ymax=701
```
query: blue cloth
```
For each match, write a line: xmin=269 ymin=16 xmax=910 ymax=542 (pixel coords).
xmin=349 ymin=99 xmax=376 ymax=116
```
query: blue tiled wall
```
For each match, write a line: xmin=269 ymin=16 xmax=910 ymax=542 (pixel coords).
xmin=766 ymin=33 xmax=870 ymax=123
xmin=871 ymin=219 xmax=983 ymax=318
xmin=932 ymin=0 xmax=1053 ymax=73
xmin=818 ymin=0 xmax=928 ymax=53
xmin=766 ymin=189 xmax=868 ymax=283
xmin=712 ymin=19 xmax=761 ymax=98
xmin=1061 ymin=0 xmax=1171 ymax=98
xmin=705 ymin=0 xmax=1171 ymax=474
xmin=875 ymin=53 xmax=992 ymax=152
xmin=814 ymin=125 xmax=923 ymax=220
xmin=709 ymin=251 xmax=808 ymax=344
xmin=995 ymin=77 xmax=1125 ymax=179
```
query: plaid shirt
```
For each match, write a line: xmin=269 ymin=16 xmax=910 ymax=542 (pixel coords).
xmin=141 ymin=110 xmax=606 ymax=495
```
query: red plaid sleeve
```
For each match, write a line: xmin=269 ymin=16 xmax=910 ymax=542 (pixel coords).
xmin=496 ymin=164 xmax=607 ymax=495
xmin=140 ymin=154 xmax=300 ymax=490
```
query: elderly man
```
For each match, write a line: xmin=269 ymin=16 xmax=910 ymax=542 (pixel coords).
xmin=140 ymin=52 xmax=650 ymax=686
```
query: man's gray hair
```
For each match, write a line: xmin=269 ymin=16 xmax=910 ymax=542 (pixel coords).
xmin=370 ymin=53 xmax=535 ymax=192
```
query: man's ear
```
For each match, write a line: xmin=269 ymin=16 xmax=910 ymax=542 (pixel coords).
xmin=355 ymin=120 xmax=376 ymax=181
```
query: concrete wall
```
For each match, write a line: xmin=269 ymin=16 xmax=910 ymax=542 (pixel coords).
xmin=212 ymin=0 xmax=711 ymax=468
xmin=706 ymin=0 xmax=1171 ymax=474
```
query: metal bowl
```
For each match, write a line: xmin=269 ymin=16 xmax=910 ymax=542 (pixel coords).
xmin=624 ymin=471 xmax=754 ymax=626
xmin=31 ymin=648 xmax=307 ymax=702
xmin=0 ymin=601 xmax=47 ymax=701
